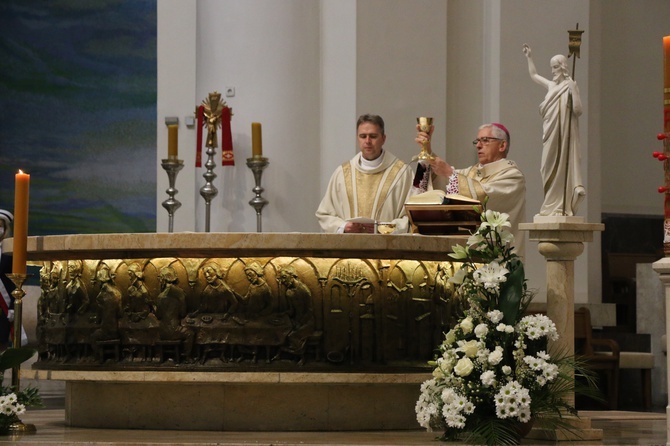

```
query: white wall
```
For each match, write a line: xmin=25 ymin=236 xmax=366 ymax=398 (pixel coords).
xmin=157 ymin=0 xmax=670 ymax=305
xmin=599 ymin=0 xmax=670 ymax=216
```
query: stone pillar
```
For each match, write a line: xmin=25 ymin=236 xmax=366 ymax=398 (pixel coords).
xmin=651 ymin=257 xmax=670 ymax=446
xmin=520 ymin=219 xmax=604 ymax=441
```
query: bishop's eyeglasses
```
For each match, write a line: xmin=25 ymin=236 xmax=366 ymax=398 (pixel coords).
xmin=472 ymin=137 xmax=502 ymax=146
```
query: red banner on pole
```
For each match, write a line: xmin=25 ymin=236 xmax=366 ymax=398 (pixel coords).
xmin=221 ymin=107 xmax=234 ymax=166
xmin=196 ymin=105 xmax=204 ymax=168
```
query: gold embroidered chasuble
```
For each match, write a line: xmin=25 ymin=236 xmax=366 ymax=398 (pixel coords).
xmin=315 ymin=151 xmax=414 ymax=234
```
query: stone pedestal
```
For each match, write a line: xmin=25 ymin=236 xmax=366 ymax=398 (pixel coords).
xmin=651 ymin=256 xmax=670 ymax=446
xmin=519 ymin=218 xmax=604 ymax=441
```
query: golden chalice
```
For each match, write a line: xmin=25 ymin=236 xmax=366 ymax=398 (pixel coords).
xmin=415 ymin=117 xmax=435 ymax=161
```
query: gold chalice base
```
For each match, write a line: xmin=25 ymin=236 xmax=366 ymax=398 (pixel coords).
xmin=411 ymin=150 xmax=435 ymax=163
xmin=376 ymin=223 xmax=396 ymax=234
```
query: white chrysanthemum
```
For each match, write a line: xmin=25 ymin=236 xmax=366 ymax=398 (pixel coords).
xmin=473 ymin=261 xmax=509 ymax=291
xmin=487 ymin=310 xmax=504 ymax=324
xmin=494 ymin=381 xmax=531 ymax=421
xmin=481 ymin=370 xmax=496 ymax=387
xmin=518 ymin=314 xmax=559 ymax=341
xmin=537 ymin=351 xmax=551 ymax=361
xmin=474 ymin=323 xmax=489 ymax=339
xmin=488 ymin=346 xmax=504 ymax=365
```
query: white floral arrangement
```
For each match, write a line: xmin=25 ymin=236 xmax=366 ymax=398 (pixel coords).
xmin=0 ymin=347 xmax=42 ymax=434
xmin=0 ymin=393 xmax=25 ymax=418
xmin=416 ymin=209 xmax=591 ymax=445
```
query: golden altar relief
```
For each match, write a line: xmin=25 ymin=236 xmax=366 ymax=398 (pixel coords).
xmin=12 ymin=232 xmax=465 ymax=370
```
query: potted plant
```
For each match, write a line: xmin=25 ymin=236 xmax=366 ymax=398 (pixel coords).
xmin=415 ymin=208 xmax=598 ymax=445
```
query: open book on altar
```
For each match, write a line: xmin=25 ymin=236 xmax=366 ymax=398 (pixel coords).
xmin=405 ymin=189 xmax=480 ymax=206
xmin=404 ymin=190 xmax=481 ymax=235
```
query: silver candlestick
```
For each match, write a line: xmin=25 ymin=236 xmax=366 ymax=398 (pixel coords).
xmin=199 ymin=145 xmax=218 ymax=232
xmin=161 ymin=159 xmax=184 ymax=233
xmin=6 ymin=273 xmax=37 ymax=434
xmin=246 ymin=157 xmax=269 ymax=232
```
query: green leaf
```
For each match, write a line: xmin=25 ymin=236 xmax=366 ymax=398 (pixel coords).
xmin=499 ymin=261 xmax=525 ymax=325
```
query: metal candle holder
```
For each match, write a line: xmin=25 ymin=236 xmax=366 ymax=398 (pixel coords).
xmin=5 ymin=273 xmax=36 ymax=434
xmin=160 ymin=159 xmax=184 ymax=233
xmin=200 ymin=146 xmax=218 ymax=232
xmin=246 ymin=157 xmax=269 ymax=232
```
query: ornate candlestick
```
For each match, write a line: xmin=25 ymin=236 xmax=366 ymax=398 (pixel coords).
xmin=198 ymin=92 xmax=228 ymax=233
xmin=161 ymin=159 xmax=184 ymax=233
xmin=199 ymin=145 xmax=218 ymax=233
xmin=246 ymin=157 xmax=269 ymax=232
xmin=5 ymin=273 xmax=36 ymax=434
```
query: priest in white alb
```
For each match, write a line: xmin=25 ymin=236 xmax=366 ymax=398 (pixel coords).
xmin=316 ymin=114 xmax=415 ymax=234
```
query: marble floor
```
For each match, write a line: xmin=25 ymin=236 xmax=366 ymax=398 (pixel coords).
xmin=1 ymin=404 xmax=666 ymax=445
xmin=0 ymin=376 xmax=666 ymax=445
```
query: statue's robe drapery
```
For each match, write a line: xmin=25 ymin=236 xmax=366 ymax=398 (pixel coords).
xmin=538 ymin=79 xmax=584 ymax=216
xmin=316 ymin=151 xmax=414 ymax=233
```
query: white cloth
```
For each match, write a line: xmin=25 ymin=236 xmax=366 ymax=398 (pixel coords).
xmin=316 ymin=150 xmax=415 ymax=233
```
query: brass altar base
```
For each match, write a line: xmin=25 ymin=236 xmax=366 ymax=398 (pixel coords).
xmin=8 ymin=420 xmax=36 ymax=435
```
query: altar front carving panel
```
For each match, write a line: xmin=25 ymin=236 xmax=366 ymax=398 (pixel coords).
xmin=16 ymin=232 xmax=465 ymax=370
xmin=12 ymin=232 xmax=465 ymax=430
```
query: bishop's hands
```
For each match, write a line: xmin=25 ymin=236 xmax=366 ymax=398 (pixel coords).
xmin=414 ymin=124 xmax=454 ymax=177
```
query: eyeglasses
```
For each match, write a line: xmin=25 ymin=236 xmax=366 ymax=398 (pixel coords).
xmin=472 ymin=137 xmax=503 ymax=146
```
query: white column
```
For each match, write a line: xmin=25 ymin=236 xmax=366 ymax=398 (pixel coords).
xmin=652 ymin=257 xmax=670 ymax=446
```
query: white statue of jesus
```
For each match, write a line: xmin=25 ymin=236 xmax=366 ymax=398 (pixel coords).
xmin=523 ymin=43 xmax=586 ymax=217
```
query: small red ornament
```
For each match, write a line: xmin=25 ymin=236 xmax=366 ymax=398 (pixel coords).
xmin=659 ymin=186 xmax=669 ymax=193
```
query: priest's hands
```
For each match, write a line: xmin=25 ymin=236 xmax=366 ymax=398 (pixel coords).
xmin=428 ymin=157 xmax=454 ymax=177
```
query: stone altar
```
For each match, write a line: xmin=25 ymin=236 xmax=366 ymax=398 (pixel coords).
xmin=5 ymin=232 xmax=464 ymax=430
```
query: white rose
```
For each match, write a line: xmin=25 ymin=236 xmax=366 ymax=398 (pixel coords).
xmin=474 ymin=323 xmax=489 ymax=338
xmin=488 ymin=347 xmax=504 ymax=365
xmin=460 ymin=317 xmax=474 ymax=334
xmin=461 ymin=340 xmax=479 ymax=358
xmin=454 ymin=357 xmax=474 ymax=377
xmin=502 ymin=365 xmax=512 ymax=375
